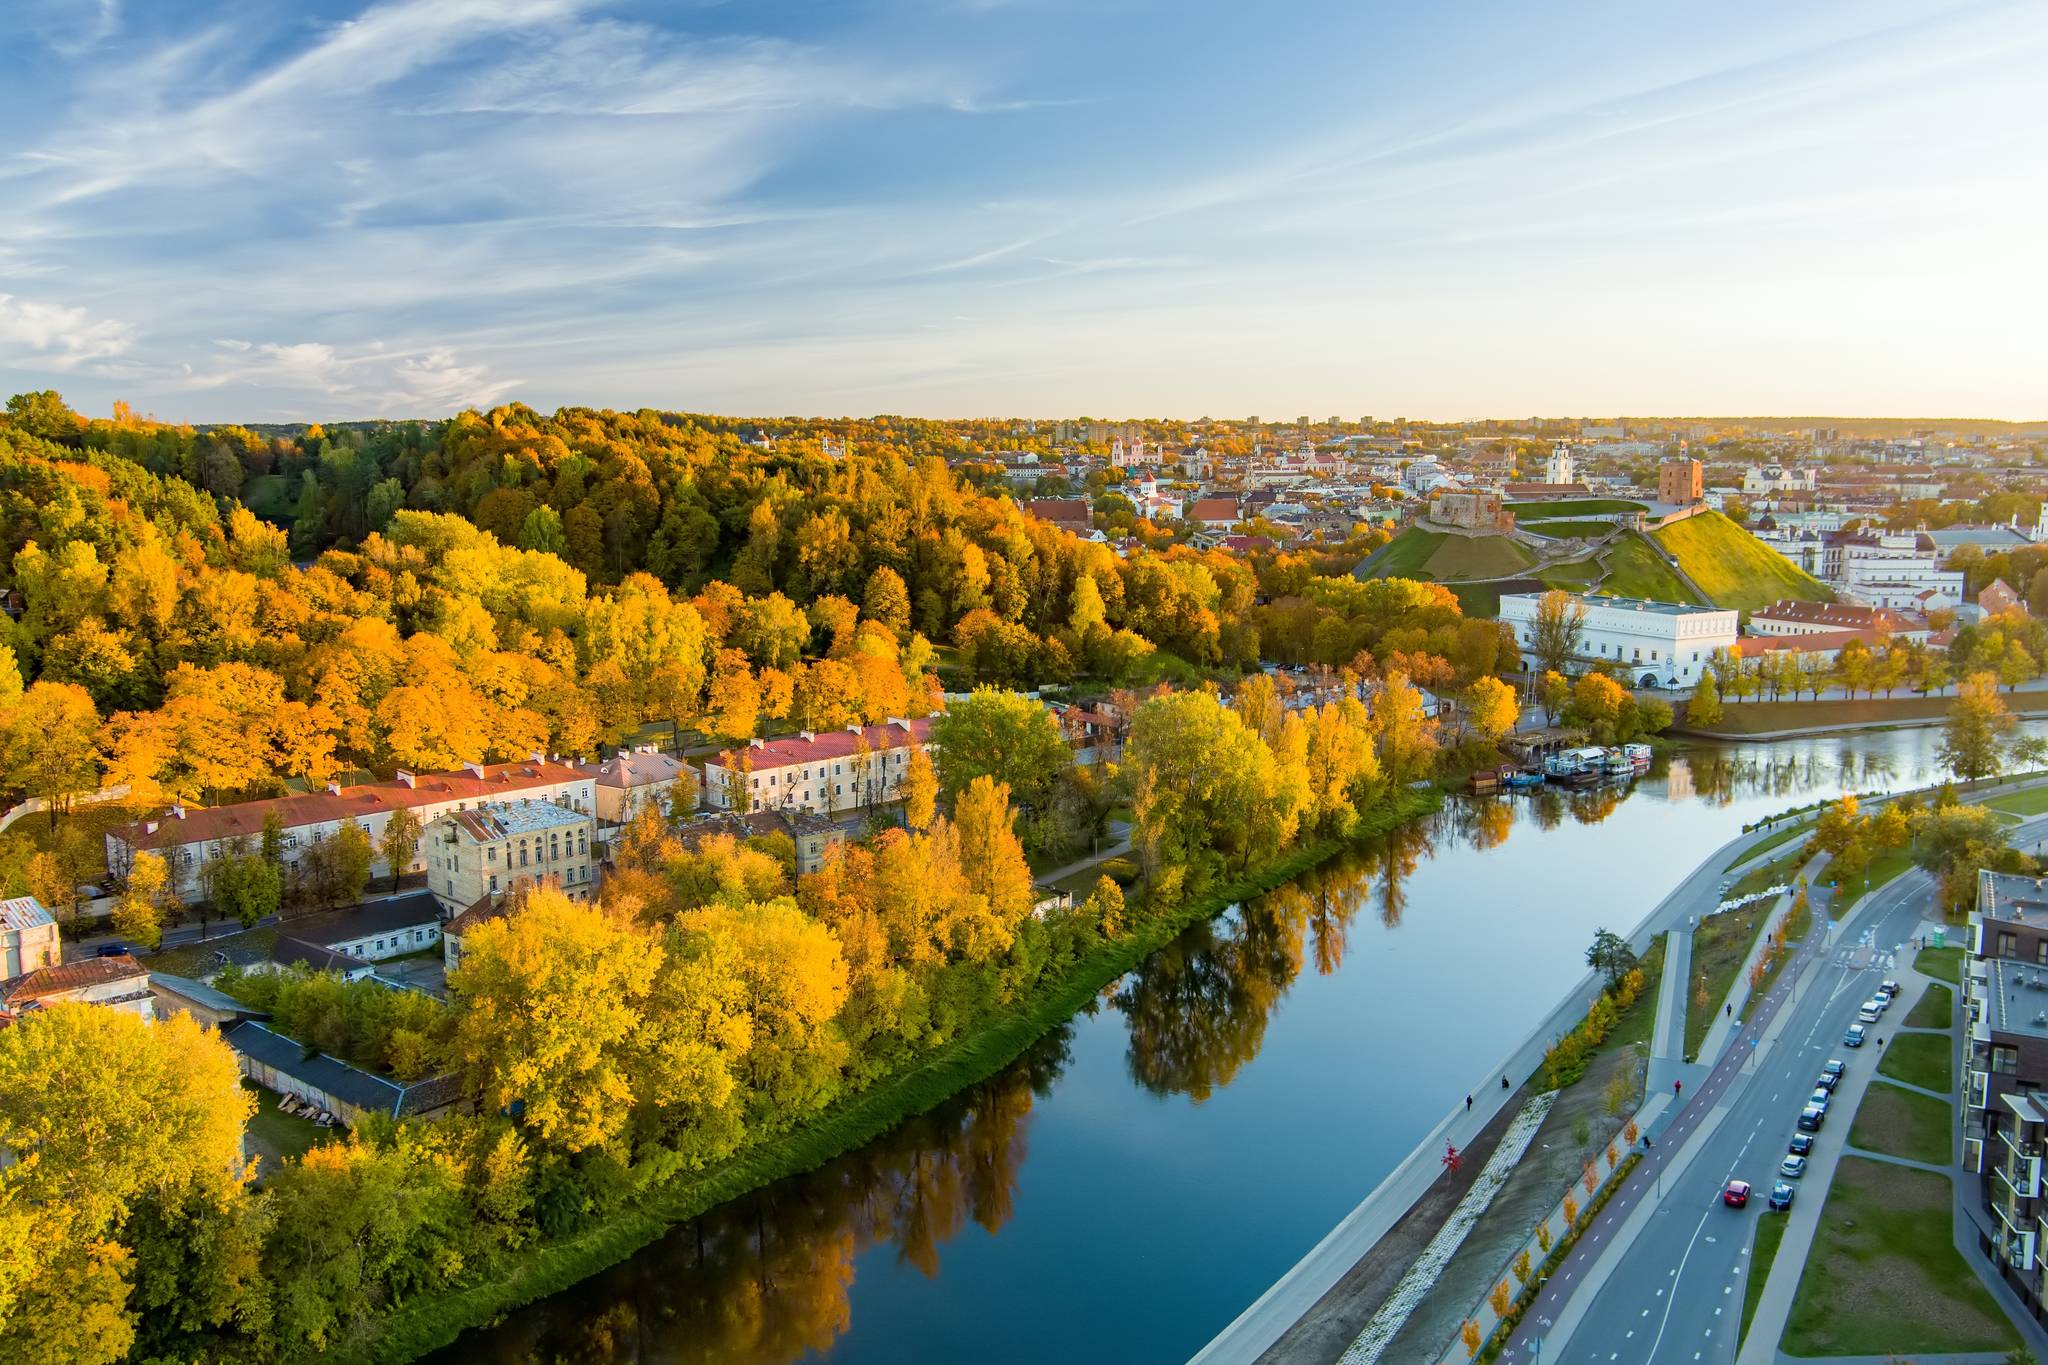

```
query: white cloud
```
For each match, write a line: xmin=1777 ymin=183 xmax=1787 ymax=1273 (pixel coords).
xmin=0 ymin=293 xmax=136 ymax=369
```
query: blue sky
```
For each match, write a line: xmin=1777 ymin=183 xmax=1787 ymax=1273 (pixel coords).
xmin=0 ymin=0 xmax=2042 ymax=422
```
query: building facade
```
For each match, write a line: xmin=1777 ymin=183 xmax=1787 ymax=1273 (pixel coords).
xmin=423 ymin=800 xmax=597 ymax=918
xmin=1656 ymin=458 xmax=1704 ymax=505
xmin=0 ymin=897 xmax=58 ymax=978
xmin=703 ymin=718 xmax=935 ymax=817
xmin=1497 ymin=592 xmax=1738 ymax=687
xmin=107 ymin=759 xmax=598 ymax=903
xmin=0 ymin=956 xmax=154 ymax=1020
xmin=577 ymin=748 xmax=694 ymax=825
xmin=1965 ymin=870 xmax=2048 ymax=1305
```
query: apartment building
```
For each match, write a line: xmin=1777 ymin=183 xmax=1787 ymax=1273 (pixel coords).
xmin=423 ymin=799 xmax=597 ymax=919
xmin=702 ymin=718 xmax=935 ymax=817
xmin=576 ymin=748 xmax=693 ymax=826
xmin=107 ymin=758 xmax=597 ymax=903
xmin=0 ymin=897 xmax=58 ymax=978
xmin=1966 ymin=869 xmax=2048 ymax=1314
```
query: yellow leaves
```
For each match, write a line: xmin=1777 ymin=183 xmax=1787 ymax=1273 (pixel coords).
xmin=1463 ymin=674 xmax=1520 ymax=743
xmin=901 ymin=746 xmax=938 ymax=832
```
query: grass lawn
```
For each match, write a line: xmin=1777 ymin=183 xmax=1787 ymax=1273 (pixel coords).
xmin=1362 ymin=527 xmax=1446 ymax=578
xmin=1537 ymin=556 xmax=1604 ymax=589
xmin=1693 ymin=692 xmax=2048 ymax=736
xmin=1741 ymin=1212 xmax=1788 ymax=1354
xmin=1505 ymin=497 xmax=1647 ymax=516
xmin=1829 ymin=844 xmax=1915 ymax=918
xmin=1725 ymin=817 xmax=1815 ymax=869
xmin=1597 ymin=937 xmax=1666 ymax=1061
xmin=241 ymin=1080 xmax=331 ymax=1176
xmin=1445 ymin=580 xmax=1501 ymax=618
xmin=1877 ymin=1031 xmax=1953 ymax=1093
xmin=1421 ymin=532 xmax=1534 ymax=580
xmin=1847 ymin=1082 xmax=1953 ymax=1166
xmin=1687 ymin=901 xmax=1772 ymax=1061
xmin=1727 ymin=847 xmax=1805 ymax=903
xmin=1782 ymin=1156 xmax=2015 ymax=1357
xmin=1989 ymin=786 xmax=2048 ymax=818
xmin=1596 ymin=532 xmax=1701 ymax=605
xmin=1517 ymin=519 xmax=1616 ymax=539
xmin=1652 ymin=510 xmax=1832 ymax=613
xmin=1916 ymin=945 xmax=1962 ymax=985
xmin=1905 ymin=982 xmax=1954 ymax=1029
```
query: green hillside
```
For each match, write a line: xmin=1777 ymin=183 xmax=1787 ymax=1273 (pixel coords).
xmin=1506 ymin=498 xmax=1646 ymax=516
xmin=1652 ymin=511 xmax=1831 ymax=612
xmin=1360 ymin=527 xmax=1534 ymax=582
xmin=1599 ymin=532 xmax=1700 ymax=604
xmin=1518 ymin=519 xmax=1616 ymax=539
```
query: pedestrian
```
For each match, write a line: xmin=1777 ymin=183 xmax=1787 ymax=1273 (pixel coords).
xmin=1502 ymin=1076 xmax=1510 ymax=1092
xmin=1726 ymin=1004 xmax=1732 ymax=1018
xmin=1466 ymin=1094 xmax=1473 ymax=1111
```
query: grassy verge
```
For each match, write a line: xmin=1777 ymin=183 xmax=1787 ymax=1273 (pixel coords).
xmin=1829 ymin=845 xmax=1915 ymax=918
xmin=241 ymin=1081 xmax=332 ymax=1177
xmin=1687 ymin=901 xmax=1773 ymax=1061
xmin=1848 ymin=1082 xmax=1954 ymax=1166
xmin=1782 ymin=1156 xmax=2015 ymax=1356
xmin=1688 ymin=692 xmax=2048 ymax=738
xmin=1988 ymin=785 xmax=2048 ymax=818
xmin=1727 ymin=848 xmax=1803 ymax=903
xmin=1740 ymin=1213 xmax=1788 ymax=1354
xmin=1915 ymin=945 xmax=1962 ymax=985
xmin=1725 ymin=817 xmax=1815 ymax=869
xmin=333 ymin=793 xmax=1443 ymax=1364
xmin=1877 ymin=1031 xmax=1953 ymax=1093
xmin=1905 ymin=983 xmax=1954 ymax=1029
xmin=1754 ymin=894 xmax=1812 ymax=1004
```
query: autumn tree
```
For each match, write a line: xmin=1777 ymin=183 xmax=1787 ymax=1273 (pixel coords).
xmin=1 ymin=681 xmax=100 ymax=827
xmin=114 ymin=850 xmax=171 ymax=951
xmin=929 ymin=688 xmax=1073 ymax=823
xmin=1462 ymin=675 xmax=1519 ymax=745
xmin=901 ymin=744 xmax=939 ymax=832
xmin=1536 ymin=669 xmax=1570 ymax=728
xmin=1943 ymin=671 xmax=2015 ymax=784
xmin=1688 ymin=669 xmax=1723 ymax=727
xmin=448 ymin=890 xmax=660 ymax=1153
xmin=951 ymin=776 xmax=1037 ymax=939
xmin=1530 ymin=590 xmax=1586 ymax=676
xmin=380 ymin=806 xmax=421 ymax=891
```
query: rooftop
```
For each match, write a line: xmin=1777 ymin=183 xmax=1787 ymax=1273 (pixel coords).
xmin=220 ymin=1020 xmax=462 ymax=1119
xmin=289 ymin=892 xmax=444 ymax=946
xmin=713 ymin=717 xmax=934 ymax=773
xmin=0 ymin=955 xmax=149 ymax=1006
xmin=1751 ymin=601 xmax=1914 ymax=630
xmin=1499 ymin=591 xmax=1733 ymax=618
xmin=112 ymin=758 xmax=592 ymax=851
xmin=0 ymin=897 xmax=54 ymax=934
xmin=576 ymin=749 xmax=686 ymax=789
xmin=1979 ymin=869 xmax=2048 ymax=927
xmin=1983 ymin=957 xmax=2048 ymax=1042
xmin=443 ymin=799 xmax=588 ymax=842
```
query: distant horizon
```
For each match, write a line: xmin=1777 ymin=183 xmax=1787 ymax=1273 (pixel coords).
xmin=3 ymin=1 xmax=2044 ymax=424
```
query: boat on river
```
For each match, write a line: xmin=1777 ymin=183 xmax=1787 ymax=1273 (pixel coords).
xmin=1502 ymin=768 xmax=1546 ymax=790
xmin=1601 ymin=747 xmax=1634 ymax=777
xmin=1624 ymin=742 xmax=1653 ymax=772
xmin=1545 ymin=747 xmax=1605 ymax=782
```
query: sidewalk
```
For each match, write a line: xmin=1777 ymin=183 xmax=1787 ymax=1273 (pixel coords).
xmin=1030 ymin=824 xmax=1132 ymax=888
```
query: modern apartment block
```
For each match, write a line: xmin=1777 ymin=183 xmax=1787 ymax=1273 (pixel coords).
xmin=1964 ymin=868 xmax=2048 ymax=1306
xmin=423 ymin=799 xmax=597 ymax=919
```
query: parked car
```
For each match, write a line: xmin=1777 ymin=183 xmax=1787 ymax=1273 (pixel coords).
xmin=1780 ymin=1154 xmax=1808 ymax=1178
xmin=1789 ymin=1133 xmax=1815 ymax=1157
xmin=1857 ymin=1004 xmax=1882 ymax=1024
xmin=1864 ymin=994 xmax=1890 ymax=1015
xmin=1878 ymin=979 xmax=1901 ymax=998
xmin=1768 ymin=1182 xmax=1796 ymax=1211
xmin=1816 ymin=1071 xmax=1839 ymax=1092
xmin=95 ymin=944 xmax=131 ymax=958
xmin=1822 ymin=1058 xmax=1846 ymax=1080
xmin=1723 ymin=1179 xmax=1752 ymax=1208
xmin=1798 ymin=1105 xmax=1827 ymax=1132
xmin=1844 ymin=1024 xmax=1867 ymax=1047
xmin=1809 ymin=1089 xmax=1832 ymax=1112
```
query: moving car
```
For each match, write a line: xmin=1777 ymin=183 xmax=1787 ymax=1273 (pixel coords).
xmin=1780 ymin=1154 xmax=1808 ymax=1178
xmin=1723 ymin=1179 xmax=1752 ymax=1208
xmin=1798 ymin=1105 xmax=1827 ymax=1132
xmin=1844 ymin=1024 xmax=1867 ymax=1047
xmin=1768 ymin=1182 xmax=1796 ymax=1211
xmin=1822 ymin=1058 xmax=1846 ymax=1080
xmin=1788 ymin=1133 xmax=1815 ymax=1157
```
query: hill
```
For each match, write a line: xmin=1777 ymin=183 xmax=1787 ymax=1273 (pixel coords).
xmin=1651 ymin=511 xmax=1831 ymax=612
xmin=1359 ymin=527 xmax=1534 ymax=582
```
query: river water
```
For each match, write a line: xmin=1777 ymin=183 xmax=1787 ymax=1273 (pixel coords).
xmin=442 ymin=726 xmax=2043 ymax=1365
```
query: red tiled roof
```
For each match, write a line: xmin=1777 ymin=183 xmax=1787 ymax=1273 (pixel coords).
xmin=1024 ymin=498 xmax=1091 ymax=527
xmin=1732 ymin=628 xmax=1883 ymax=658
xmin=710 ymin=718 xmax=933 ymax=773
xmin=1189 ymin=498 xmax=1239 ymax=522
xmin=0 ymin=955 xmax=147 ymax=1004
xmin=110 ymin=760 xmax=591 ymax=851
xmin=1750 ymin=601 xmax=1912 ymax=631
xmin=1982 ymin=579 xmax=2023 ymax=615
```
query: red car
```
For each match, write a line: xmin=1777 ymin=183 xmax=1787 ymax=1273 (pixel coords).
xmin=1722 ymin=1179 xmax=1752 ymax=1208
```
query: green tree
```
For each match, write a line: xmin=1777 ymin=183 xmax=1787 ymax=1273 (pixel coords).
xmin=1530 ymin=590 xmax=1586 ymax=676
xmin=1688 ymin=669 xmax=1723 ymax=727
xmin=1585 ymin=927 xmax=1637 ymax=991
xmin=929 ymin=688 xmax=1073 ymax=821
xmin=380 ymin=807 xmax=421 ymax=891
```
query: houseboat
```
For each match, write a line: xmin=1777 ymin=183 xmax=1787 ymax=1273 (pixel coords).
xmin=1503 ymin=768 xmax=1545 ymax=790
xmin=1601 ymin=747 xmax=1634 ymax=777
xmin=1623 ymin=742 xmax=1653 ymax=772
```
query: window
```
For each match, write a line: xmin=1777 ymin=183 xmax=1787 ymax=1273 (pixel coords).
xmin=489 ymin=874 xmax=499 ymax=892
xmin=2037 ymin=940 xmax=2048 ymax=966
xmin=2001 ymin=931 xmax=2021 ymax=958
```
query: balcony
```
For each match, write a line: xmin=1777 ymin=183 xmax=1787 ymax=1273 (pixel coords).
xmin=1969 ymin=1070 xmax=1991 ymax=1111
xmin=1998 ymin=1147 xmax=2042 ymax=1201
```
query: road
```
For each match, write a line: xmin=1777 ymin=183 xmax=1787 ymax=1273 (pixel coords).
xmin=1510 ymin=816 xmax=2046 ymax=1365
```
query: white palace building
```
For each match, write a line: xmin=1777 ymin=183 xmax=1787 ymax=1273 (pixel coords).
xmin=1498 ymin=592 xmax=1738 ymax=688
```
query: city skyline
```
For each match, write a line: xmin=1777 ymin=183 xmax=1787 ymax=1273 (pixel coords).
xmin=2 ymin=0 xmax=2043 ymax=423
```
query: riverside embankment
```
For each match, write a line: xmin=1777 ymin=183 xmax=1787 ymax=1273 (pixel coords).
xmin=438 ymin=724 xmax=2048 ymax=1365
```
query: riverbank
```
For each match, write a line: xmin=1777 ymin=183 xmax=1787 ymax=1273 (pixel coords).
xmin=334 ymin=791 xmax=1443 ymax=1364
xmin=1678 ymin=691 xmax=2048 ymax=741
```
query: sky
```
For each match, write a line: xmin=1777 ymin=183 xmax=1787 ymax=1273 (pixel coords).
xmin=0 ymin=0 xmax=2043 ymax=424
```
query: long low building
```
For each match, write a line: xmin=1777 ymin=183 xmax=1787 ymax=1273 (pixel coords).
xmin=1497 ymin=592 xmax=1737 ymax=688
xmin=107 ymin=758 xmax=598 ymax=903
xmin=703 ymin=718 xmax=934 ymax=817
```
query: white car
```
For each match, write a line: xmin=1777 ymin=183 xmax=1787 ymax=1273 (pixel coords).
xmin=1865 ymin=994 xmax=1890 ymax=1014
xmin=1858 ymin=1004 xmax=1881 ymax=1024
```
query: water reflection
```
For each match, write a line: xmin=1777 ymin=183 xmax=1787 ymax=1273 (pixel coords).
xmin=447 ymin=1032 xmax=1069 ymax=1365
xmin=450 ymin=727 xmax=2047 ymax=1365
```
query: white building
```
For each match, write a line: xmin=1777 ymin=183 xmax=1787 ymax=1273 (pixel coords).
xmin=423 ymin=799 xmax=597 ymax=919
xmin=1840 ymin=536 xmax=1965 ymax=611
xmin=704 ymin=718 xmax=935 ymax=817
xmin=1544 ymin=443 xmax=1576 ymax=486
xmin=1497 ymin=592 xmax=1738 ymax=688
xmin=1742 ymin=465 xmax=1818 ymax=495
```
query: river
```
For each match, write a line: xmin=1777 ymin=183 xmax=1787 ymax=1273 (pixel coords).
xmin=439 ymin=726 xmax=2044 ymax=1365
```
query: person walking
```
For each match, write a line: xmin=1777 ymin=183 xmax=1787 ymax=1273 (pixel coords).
xmin=1465 ymin=1094 xmax=1473 ymax=1111
xmin=1501 ymin=1076 xmax=1509 ymax=1092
